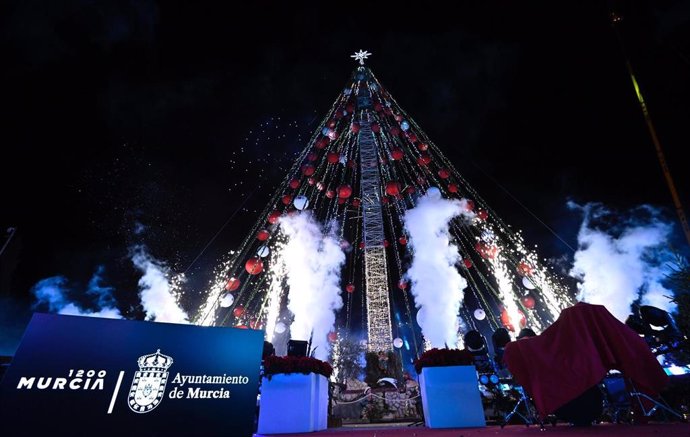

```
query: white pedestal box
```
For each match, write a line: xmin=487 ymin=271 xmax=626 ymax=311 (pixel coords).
xmin=418 ymin=365 xmax=486 ymax=429
xmin=257 ymin=373 xmax=328 ymax=434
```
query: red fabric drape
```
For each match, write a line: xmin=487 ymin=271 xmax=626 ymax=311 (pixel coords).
xmin=503 ymin=302 xmax=668 ymax=417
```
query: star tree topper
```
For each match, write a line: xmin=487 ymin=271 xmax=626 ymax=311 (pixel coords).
xmin=351 ymin=50 xmax=372 ymax=65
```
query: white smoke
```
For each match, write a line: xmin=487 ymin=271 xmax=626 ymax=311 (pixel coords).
xmin=32 ymin=267 xmax=122 ymax=319
xmin=568 ymin=202 xmax=676 ymax=321
xmin=404 ymin=191 xmax=470 ymax=348
xmin=31 ymin=245 xmax=189 ymax=323
xmin=279 ymin=212 xmax=345 ymax=360
xmin=131 ymin=245 xmax=189 ymax=324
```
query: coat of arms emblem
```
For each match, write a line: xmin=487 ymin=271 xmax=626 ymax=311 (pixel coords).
xmin=128 ymin=349 xmax=173 ymax=413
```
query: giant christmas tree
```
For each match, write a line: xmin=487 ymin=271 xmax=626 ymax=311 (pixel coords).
xmin=194 ymin=52 xmax=575 ymax=362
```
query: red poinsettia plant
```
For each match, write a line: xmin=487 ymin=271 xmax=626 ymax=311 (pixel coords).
xmin=263 ymin=355 xmax=333 ymax=379
xmin=414 ymin=347 xmax=474 ymax=374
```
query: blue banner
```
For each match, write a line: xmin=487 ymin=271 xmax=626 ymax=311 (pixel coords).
xmin=0 ymin=313 xmax=264 ymax=437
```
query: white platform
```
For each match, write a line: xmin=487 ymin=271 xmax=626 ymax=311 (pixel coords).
xmin=257 ymin=373 xmax=328 ymax=434
xmin=419 ymin=365 xmax=486 ymax=428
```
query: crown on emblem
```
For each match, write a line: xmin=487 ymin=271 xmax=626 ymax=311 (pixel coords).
xmin=137 ymin=349 xmax=173 ymax=372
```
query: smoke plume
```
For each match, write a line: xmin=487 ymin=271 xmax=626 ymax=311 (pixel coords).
xmin=31 ymin=245 xmax=188 ymax=323
xmin=131 ymin=245 xmax=189 ymax=324
xmin=404 ymin=190 xmax=469 ymax=348
xmin=568 ymin=202 xmax=677 ymax=321
xmin=279 ymin=212 xmax=345 ymax=360
xmin=32 ymin=267 xmax=122 ymax=318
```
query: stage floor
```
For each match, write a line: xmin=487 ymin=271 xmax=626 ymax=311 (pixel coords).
xmin=254 ymin=421 xmax=690 ymax=436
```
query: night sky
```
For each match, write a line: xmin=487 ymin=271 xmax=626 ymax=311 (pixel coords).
xmin=2 ymin=1 xmax=690 ymax=353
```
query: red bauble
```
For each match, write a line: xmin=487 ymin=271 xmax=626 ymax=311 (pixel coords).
xmin=398 ymin=280 xmax=408 ymax=290
xmin=374 ymin=102 xmax=383 ymax=112
xmin=390 ymin=148 xmax=404 ymax=160
xmin=371 ymin=123 xmax=381 ymax=133
xmin=351 ymin=123 xmax=360 ymax=133
xmin=477 ymin=209 xmax=488 ymax=220
xmin=521 ymin=295 xmax=536 ymax=309
xmin=225 ymin=277 xmax=241 ymax=291
xmin=328 ymin=120 xmax=336 ymax=128
xmin=417 ymin=143 xmax=429 ymax=151
xmin=307 ymin=152 xmax=318 ymax=162
xmin=390 ymin=127 xmax=401 ymax=136
xmin=394 ymin=113 xmax=403 ymax=122
xmin=383 ymin=239 xmax=390 ymax=248
xmin=315 ymin=137 xmax=329 ymax=149
xmin=500 ymin=308 xmax=527 ymax=332
xmin=346 ymin=104 xmax=355 ymax=113
xmin=245 ymin=257 xmax=264 ymax=275
xmin=448 ymin=183 xmax=458 ymax=193
xmin=385 ymin=181 xmax=401 ymax=196
xmin=289 ymin=179 xmax=300 ymax=189
xmin=268 ymin=210 xmax=281 ymax=224
xmin=438 ymin=169 xmax=450 ymax=179
xmin=281 ymin=194 xmax=292 ymax=205
xmin=327 ymin=152 xmax=340 ymax=164
xmin=301 ymin=164 xmax=315 ymax=176
xmin=359 ymin=242 xmax=365 ymax=249
xmin=308 ymin=177 xmax=316 ymax=186
xmin=398 ymin=236 xmax=407 ymax=245
xmin=406 ymin=186 xmax=416 ymax=195
xmin=351 ymin=198 xmax=361 ymax=207
xmin=417 ymin=154 xmax=431 ymax=166
xmin=233 ymin=306 xmax=244 ymax=317
xmin=475 ymin=242 xmax=498 ymax=259
xmin=346 ymin=284 xmax=355 ymax=293
xmin=337 ymin=198 xmax=346 ymax=205
xmin=326 ymin=189 xmax=335 ymax=199
xmin=328 ymin=331 xmax=338 ymax=342
xmin=257 ymin=230 xmax=270 ymax=241
xmin=337 ymin=185 xmax=352 ymax=199
xmin=517 ymin=262 xmax=533 ymax=277
xmin=464 ymin=199 xmax=475 ymax=211
xmin=406 ymin=132 xmax=418 ymax=142
xmin=463 ymin=259 xmax=472 ymax=268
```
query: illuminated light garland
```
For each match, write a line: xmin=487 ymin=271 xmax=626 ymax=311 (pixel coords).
xmin=195 ymin=254 xmax=236 ymax=326
xmin=263 ymin=235 xmax=288 ymax=343
xmin=330 ymin=333 xmax=342 ymax=382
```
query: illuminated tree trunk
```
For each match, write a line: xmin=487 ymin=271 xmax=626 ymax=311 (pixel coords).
xmin=358 ymin=117 xmax=393 ymax=352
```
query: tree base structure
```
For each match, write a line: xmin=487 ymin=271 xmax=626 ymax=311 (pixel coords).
xmin=419 ymin=365 xmax=486 ymax=428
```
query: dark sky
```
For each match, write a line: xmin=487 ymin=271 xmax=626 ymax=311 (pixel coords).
xmin=2 ymin=1 xmax=690 ymax=350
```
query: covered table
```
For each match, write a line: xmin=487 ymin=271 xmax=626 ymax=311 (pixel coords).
xmin=503 ymin=302 xmax=668 ymax=418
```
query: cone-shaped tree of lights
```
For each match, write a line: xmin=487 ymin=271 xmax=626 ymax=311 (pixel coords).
xmin=195 ymin=54 xmax=575 ymax=359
